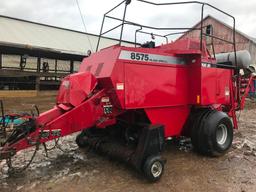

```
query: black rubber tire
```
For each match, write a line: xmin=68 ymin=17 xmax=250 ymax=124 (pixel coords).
xmin=191 ymin=109 xmax=211 ymax=153
xmin=143 ymin=155 xmax=164 ymax=182
xmin=191 ymin=110 xmax=233 ymax=156
xmin=199 ymin=111 xmax=233 ymax=156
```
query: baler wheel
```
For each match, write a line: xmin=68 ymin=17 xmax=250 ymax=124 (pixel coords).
xmin=75 ymin=131 xmax=89 ymax=148
xmin=192 ymin=110 xmax=233 ymax=156
xmin=143 ymin=155 xmax=164 ymax=182
xmin=199 ymin=111 xmax=233 ymax=156
xmin=191 ymin=109 xmax=211 ymax=153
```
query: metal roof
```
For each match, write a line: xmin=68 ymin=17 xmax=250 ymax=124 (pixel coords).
xmin=0 ymin=15 xmax=134 ymax=56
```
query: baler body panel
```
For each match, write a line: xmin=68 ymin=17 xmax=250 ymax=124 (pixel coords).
xmin=200 ymin=67 xmax=232 ymax=105
xmin=79 ymin=45 xmax=120 ymax=79
xmin=145 ymin=106 xmax=190 ymax=137
xmin=123 ymin=57 xmax=189 ymax=109
xmin=78 ymin=40 xmax=234 ymax=137
xmin=80 ymin=46 xmax=126 ymax=109
xmin=57 ymin=72 xmax=97 ymax=107
xmin=187 ymin=54 xmax=202 ymax=105
xmin=119 ymin=48 xmax=191 ymax=137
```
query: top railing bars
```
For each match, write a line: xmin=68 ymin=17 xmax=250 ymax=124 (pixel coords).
xmin=96 ymin=0 xmax=237 ymax=68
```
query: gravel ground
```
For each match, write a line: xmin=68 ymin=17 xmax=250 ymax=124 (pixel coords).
xmin=1 ymin=95 xmax=256 ymax=192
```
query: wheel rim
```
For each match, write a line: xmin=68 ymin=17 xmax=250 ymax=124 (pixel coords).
xmin=216 ymin=124 xmax=228 ymax=145
xmin=151 ymin=161 xmax=162 ymax=178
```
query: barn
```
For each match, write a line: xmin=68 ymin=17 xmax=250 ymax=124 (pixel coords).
xmin=179 ymin=15 xmax=256 ymax=64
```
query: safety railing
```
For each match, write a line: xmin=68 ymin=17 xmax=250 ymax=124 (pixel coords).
xmin=96 ymin=0 xmax=237 ymax=67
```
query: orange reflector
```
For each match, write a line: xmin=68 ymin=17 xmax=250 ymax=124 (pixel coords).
xmin=196 ymin=95 xmax=200 ymax=104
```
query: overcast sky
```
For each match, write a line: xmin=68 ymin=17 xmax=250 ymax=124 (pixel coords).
xmin=0 ymin=0 xmax=255 ymax=42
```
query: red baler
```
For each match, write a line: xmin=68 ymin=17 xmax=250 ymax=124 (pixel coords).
xmin=0 ymin=0 xmax=254 ymax=182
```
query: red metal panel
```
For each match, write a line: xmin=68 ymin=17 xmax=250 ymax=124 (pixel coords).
xmin=145 ymin=106 xmax=190 ymax=137
xmin=110 ymin=58 xmax=125 ymax=109
xmin=124 ymin=63 xmax=189 ymax=108
xmin=201 ymin=67 xmax=232 ymax=105
xmin=188 ymin=55 xmax=202 ymax=105
xmin=57 ymin=72 xmax=97 ymax=107
xmin=201 ymin=67 xmax=217 ymax=105
xmin=79 ymin=46 xmax=126 ymax=109
xmin=215 ymin=69 xmax=232 ymax=104
xmin=79 ymin=45 xmax=120 ymax=78
xmin=47 ymin=90 xmax=106 ymax=136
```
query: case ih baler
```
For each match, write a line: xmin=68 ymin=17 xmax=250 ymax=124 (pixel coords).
xmin=0 ymin=0 xmax=254 ymax=181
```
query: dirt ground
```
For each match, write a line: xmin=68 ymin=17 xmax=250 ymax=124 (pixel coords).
xmin=1 ymin=94 xmax=256 ymax=192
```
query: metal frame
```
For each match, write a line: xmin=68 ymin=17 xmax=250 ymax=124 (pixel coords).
xmin=96 ymin=0 xmax=237 ymax=67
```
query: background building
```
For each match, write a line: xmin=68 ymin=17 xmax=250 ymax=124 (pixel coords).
xmin=179 ymin=15 xmax=256 ymax=64
xmin=0 ymin=15 xmax=133 ymax=92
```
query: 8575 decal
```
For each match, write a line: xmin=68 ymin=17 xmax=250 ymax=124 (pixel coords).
xmin=119 ymin=50 xmax=186 ymax=65
xmin=130 ymin=52 xmax=149 ymax=61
